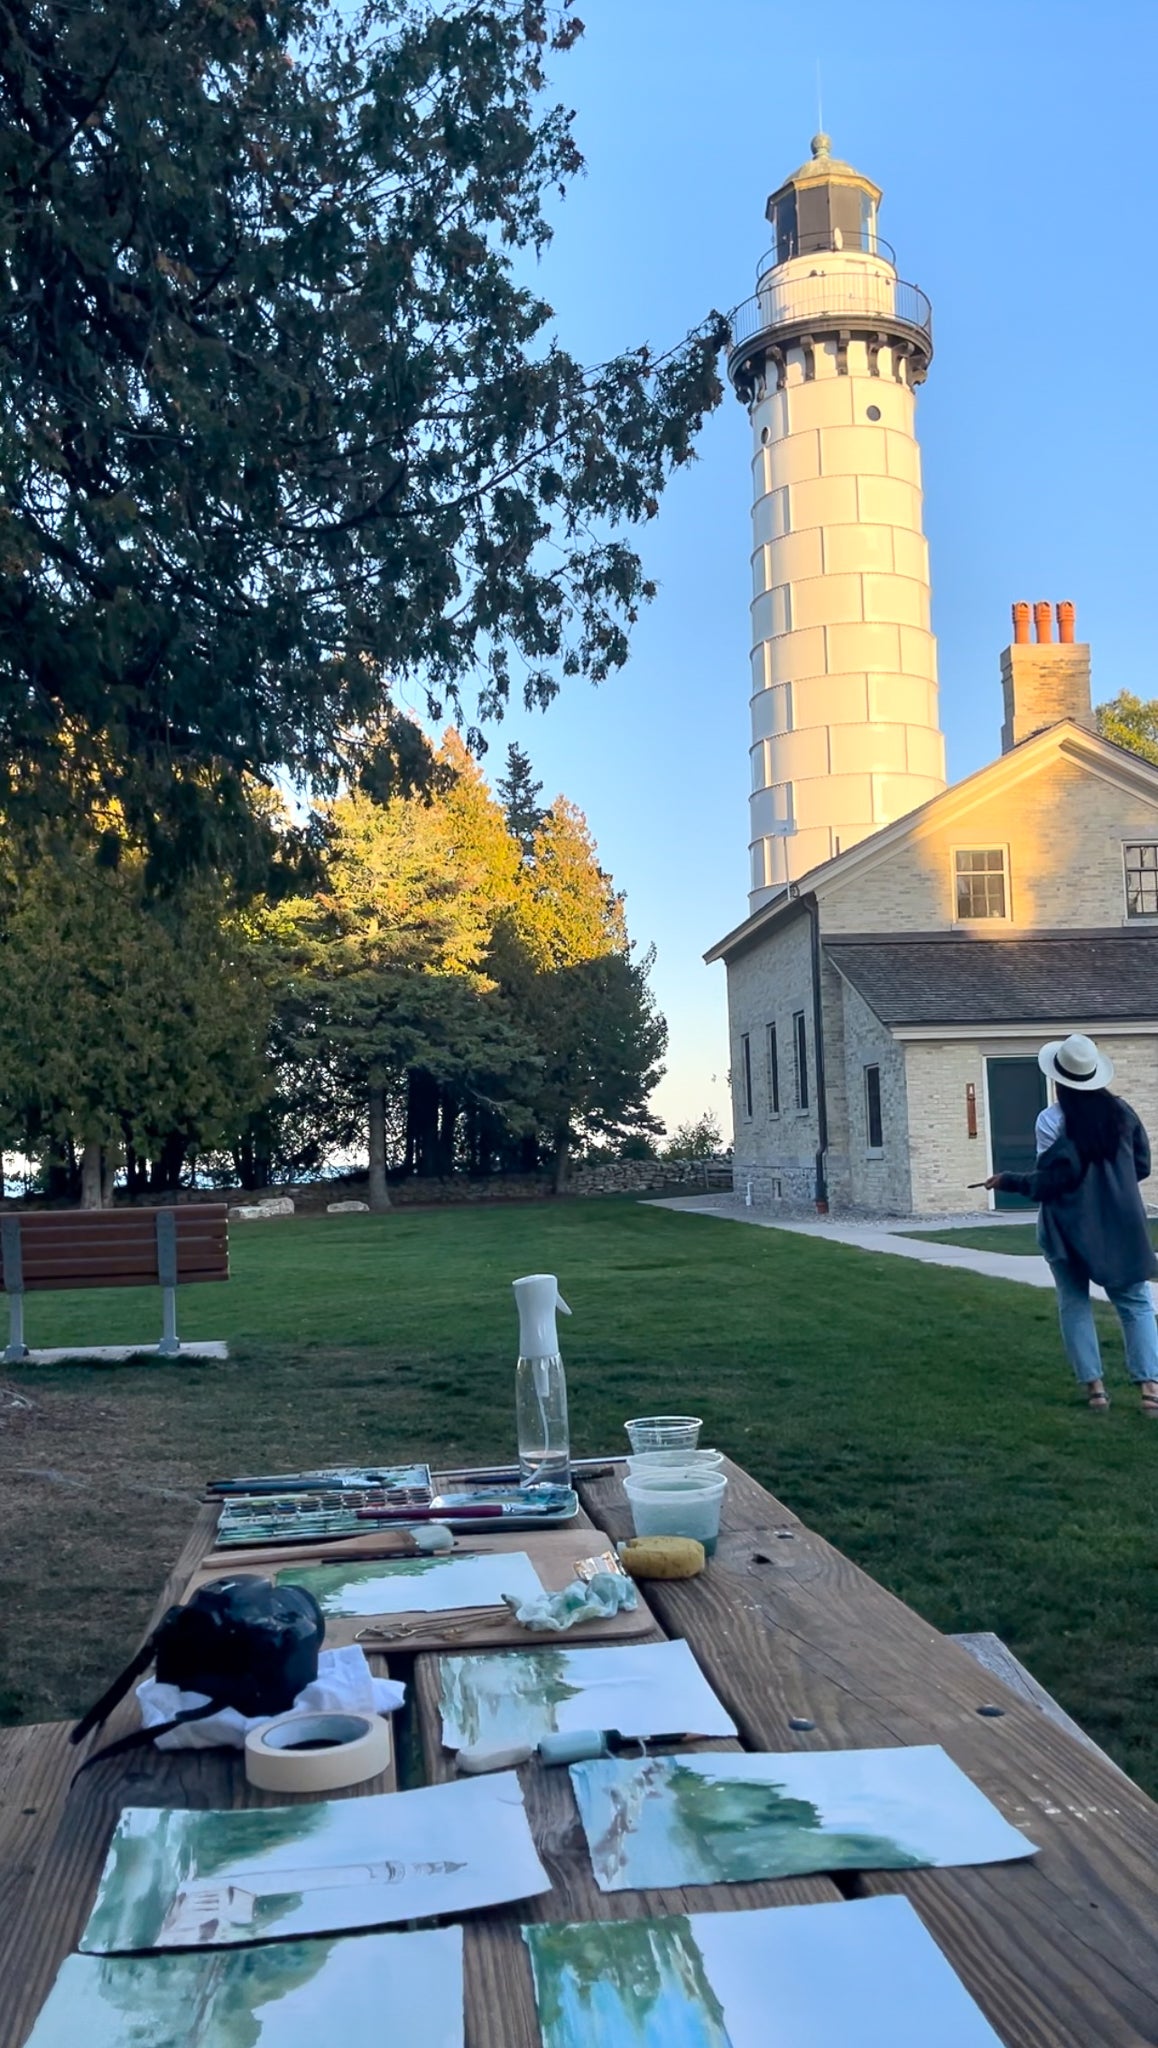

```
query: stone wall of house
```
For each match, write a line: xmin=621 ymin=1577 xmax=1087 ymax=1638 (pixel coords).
xmin=725 ymin=906 xmax=826 ymax=1207
xmin=818 ymin=754 xmax=1158 ymax=935
xmin=839 ymin=977 xmax=912 ymax=1212
xmin=904 ymin=1030 xmax=1158 ymax=1214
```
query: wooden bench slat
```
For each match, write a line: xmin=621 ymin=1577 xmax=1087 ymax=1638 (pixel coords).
xmin=1 ymin=1209 xmax=229 ymax=1299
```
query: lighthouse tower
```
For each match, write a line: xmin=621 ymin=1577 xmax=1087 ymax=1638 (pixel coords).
xmin=728 ymin=136 xmax=946 ymax=910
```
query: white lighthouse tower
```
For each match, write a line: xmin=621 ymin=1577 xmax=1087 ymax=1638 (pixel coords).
xmin=728 ymin=136 xmax=946 ymax=910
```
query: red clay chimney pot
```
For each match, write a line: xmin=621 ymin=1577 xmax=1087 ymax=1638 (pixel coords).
xmin=1011 ymin=602 xmax=1031 ymax=645
xmin=1056 ymin=600 xmax=1076 ymax=644
xmin=1033 ymin=601 xmax=1052 ymax=644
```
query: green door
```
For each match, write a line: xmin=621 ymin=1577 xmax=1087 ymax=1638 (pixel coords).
xmin=986 ymin=1058 xmax=1047 ymax=1210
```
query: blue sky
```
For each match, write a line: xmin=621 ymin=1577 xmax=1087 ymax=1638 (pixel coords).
xmin=408 ymin=0 xmax=1158 ymax=1140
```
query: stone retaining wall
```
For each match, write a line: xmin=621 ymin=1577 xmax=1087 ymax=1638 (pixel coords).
xmin=7 ymin=1158 xmax=733 ymax=1211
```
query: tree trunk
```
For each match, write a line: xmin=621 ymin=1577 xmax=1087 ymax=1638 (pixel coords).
xmin=552 ymin=1126 xmax=571 ymax=1197
xmin=367 ymin=1083 xmax=391 ymax=1212
xmin=80 ymin=1140 xmax=103 ymax=1209
xmin=100 ymin=1147 xmax=119 ymax=1206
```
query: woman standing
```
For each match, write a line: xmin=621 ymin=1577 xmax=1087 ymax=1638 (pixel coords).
xmin=985 ymin=1033 xmax=1158 ymax=1414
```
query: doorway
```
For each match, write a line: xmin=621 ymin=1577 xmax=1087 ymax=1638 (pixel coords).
xmin=985 ymin=1058 xmax=1047 ymax=1210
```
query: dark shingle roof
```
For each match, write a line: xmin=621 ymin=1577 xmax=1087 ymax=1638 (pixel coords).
xmin=825 ymin=934 xmax=1158 ymax=1027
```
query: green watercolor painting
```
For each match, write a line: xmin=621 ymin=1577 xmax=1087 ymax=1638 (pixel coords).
xmin=525 ymin=1917 xmax=734 ymax=2048
xmin=570 ymin=1747 xmax=1035 ymax=1893
xmin=439 ymin=1649 xmax=584 ymax=1750
xmin=80 ymin=1775 xmax=549 ymax=1954
xmin=277 ymin=1549 xmax=543 ymax=1618
xmin=24 ymin=1928 xmax=463 ymax=2048
xmin=524 ymin=1897 xmax=1008 ymax=2048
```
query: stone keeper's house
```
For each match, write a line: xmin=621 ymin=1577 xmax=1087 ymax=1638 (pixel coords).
xmin=707 ymin=618 xmax=1158 ymax=1216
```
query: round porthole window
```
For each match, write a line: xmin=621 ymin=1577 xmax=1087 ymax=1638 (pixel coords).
xmin=866 ymin=404 xmax=882 ymax=422
xmin=760 ymin=426 xmax=770 ymax=444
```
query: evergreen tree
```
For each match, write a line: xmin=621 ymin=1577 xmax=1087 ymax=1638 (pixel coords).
xmin=497 ymin=743 xmax=546 ymax=859
xmin=0 ymin=835 xmax=269 ymax=1203
xmin=0 ymin=0 xmax=726 ymax=880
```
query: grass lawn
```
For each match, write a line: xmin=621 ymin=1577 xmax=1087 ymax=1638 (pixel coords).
xmin=1 ymin=1199 xmax=1155 ymax=1794
xmin=901 ymin=1219 xmax=1158 ymax=1256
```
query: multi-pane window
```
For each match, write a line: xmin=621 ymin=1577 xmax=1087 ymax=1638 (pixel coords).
xmin=740 ymin=1034 xmax=753 ymax=1119
xmin=954 ymin=848 xmax=1007 ymax=921
xmin=793 ymin=1010 xmax=809 ymax=1112
xmin=1124 ymin=843 xmax=1158 ymax=918
xmin=864 ymin=1065 xmax=883 ymax=1151
xmin=766 ymin=1024 xmax=780 ymax=1115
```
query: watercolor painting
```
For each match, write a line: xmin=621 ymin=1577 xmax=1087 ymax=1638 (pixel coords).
xmin=79 ymin=1772 xmax=548 ymax=1953
xmin=439 ymin=1639 xmax=737 ymax=1752
xmin=25 ymin=1928 xmax=462 ymax=2048
xmin=524 ymin=1893 xmax=1005 ymax=2048
xmin=570 ymin=1745 xmax=1037 ymax=1890
xmin=277 ymin=1550 xmax=545 ymax=1617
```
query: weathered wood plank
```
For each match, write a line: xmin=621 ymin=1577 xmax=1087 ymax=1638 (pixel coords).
xmin=575 ymin=1463 xmax=1158 ymax=2048
xmin=413 ymin=1647 xmax=842 ymax=2048
xmin=952 ymin=1630 xmax=1128 ymax=1776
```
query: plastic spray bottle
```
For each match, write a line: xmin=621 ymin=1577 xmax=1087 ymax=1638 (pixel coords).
xmin=512 ymin=1274 xmax=572 ymax=1488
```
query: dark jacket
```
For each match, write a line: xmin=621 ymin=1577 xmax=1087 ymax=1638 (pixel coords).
xmin=999 ymin=1103 xmax=1157 ymax=1292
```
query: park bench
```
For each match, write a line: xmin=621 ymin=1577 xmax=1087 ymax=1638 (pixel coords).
xmin=0 ymin=1205 xmax=229 ymax=1363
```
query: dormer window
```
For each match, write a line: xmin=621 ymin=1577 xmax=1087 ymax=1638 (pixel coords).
xmin=954 ymin=847 xmax=1008 ymax=922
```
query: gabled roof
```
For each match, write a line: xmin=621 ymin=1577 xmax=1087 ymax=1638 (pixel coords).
xmin=826 ymin=931 xmax=1158 ymax=1029
xmin=705 ymin=720 xmax=1158 ymax=967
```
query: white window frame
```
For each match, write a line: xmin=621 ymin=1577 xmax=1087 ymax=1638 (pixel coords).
xmin=863 ymin=1063 xmax=884 ymax=1157
xmin=951 ymin=843 xmax=1012 ymax=926
xmin=1121 ymin=840 xmax=1158 ymax=923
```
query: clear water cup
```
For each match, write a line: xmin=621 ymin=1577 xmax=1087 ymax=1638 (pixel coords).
xmin=623 ymin=1470 xmax=727 ymax=1555
xmin=625 ymin=1449 xmax=724 ymax=1478
xmin=623 ymin=1414 xmax=703 ymax=1454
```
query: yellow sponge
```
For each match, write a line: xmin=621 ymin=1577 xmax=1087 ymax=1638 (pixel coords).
xmin=617 ymin=1536 xmax=705 ymax=1581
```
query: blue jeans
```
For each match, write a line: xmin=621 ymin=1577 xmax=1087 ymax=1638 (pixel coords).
xmin=1048 ymin=1260 xmax=1158 ymax=1384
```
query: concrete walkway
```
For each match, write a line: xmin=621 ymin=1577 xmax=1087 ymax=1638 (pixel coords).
xmin=644 ymin=1192 xmax=1119 ymax=1297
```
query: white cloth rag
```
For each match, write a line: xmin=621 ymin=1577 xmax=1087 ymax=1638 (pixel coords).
xmin=137 ymin=1643 xmax=406 ymax=1751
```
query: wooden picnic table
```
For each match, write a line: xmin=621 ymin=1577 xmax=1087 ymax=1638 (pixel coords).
xmin=3 ymin=1457 xmax=1157 ymax=2047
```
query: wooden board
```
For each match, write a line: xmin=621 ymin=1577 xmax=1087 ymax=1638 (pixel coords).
xmin=575 ymin=1461 xmax=1158 ymax=2048
xmin=183 ymin=1528 xmax=658 ymax=1652
xmin=2 ymin=1207 xmax=228 ymax=1293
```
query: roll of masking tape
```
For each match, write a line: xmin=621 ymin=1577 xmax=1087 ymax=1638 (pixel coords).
xmin=245 ymin=1710 xmax=392 ymax=1793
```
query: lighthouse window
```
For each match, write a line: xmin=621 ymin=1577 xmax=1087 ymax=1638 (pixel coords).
xmin=866 ymin=405 xmax=882 ymax=422
xmin=954 ymin=847 xmax=1009 ymax=921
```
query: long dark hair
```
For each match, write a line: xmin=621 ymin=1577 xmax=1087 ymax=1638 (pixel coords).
xmin=1056 ymin=1083 xmax=1127 ymax=1165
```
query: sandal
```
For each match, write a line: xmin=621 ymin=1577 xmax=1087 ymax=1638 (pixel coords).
xmin=1141 ymin=1384 xmax=1158 ymax=1417
xmin=1085 ymin=1387 xmax=1110 ymax=1411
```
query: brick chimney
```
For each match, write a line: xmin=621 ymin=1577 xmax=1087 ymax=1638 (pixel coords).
xmin=1000 ymin=601 xmax=1093 ymax=753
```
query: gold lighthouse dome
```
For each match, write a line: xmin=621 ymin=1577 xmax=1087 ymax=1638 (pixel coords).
xmin=765 ymin=134 xmax=883 ymax=267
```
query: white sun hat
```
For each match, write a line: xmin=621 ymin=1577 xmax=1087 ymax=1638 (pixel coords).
xmin=1037 ymin=1032 xmax=1115 ymax=1092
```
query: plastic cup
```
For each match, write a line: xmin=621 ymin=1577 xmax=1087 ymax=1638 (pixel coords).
xmin=626 ymin=1449 xmax=724 ymax=1477
xmin=624 ymin=1470 xmax=727 ymax=1555
xmin=623 ymin=1414 xmax=703 ymax=1453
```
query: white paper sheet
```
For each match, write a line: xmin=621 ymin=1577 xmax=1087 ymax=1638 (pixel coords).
xmin=79 ymin=1773 xmax=548 ymax=1953
xmin=26 ymin=1928 xmax=463 ymax=2048
xmin=439 ymin=1637 xmax=736 ymax=1751
xmin=571 ymin=1744 xmax=1038 ymax=1891
xmin=524 ymin=1894 xmax=1004 ymax=2047
xmin=277 ymin=1550 xmax=544 ymax=1617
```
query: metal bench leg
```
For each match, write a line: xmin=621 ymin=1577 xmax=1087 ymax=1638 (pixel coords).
xmin=158 ymin=1285 xmax=180 ymax=1358
xmin=155 ymin=1211 xmax=180 ymax=1357
xmin=4 ymin=1291 xmax=28 ymax=1365
xmin=1 ymin=1217 xmax=28 ymax=1363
